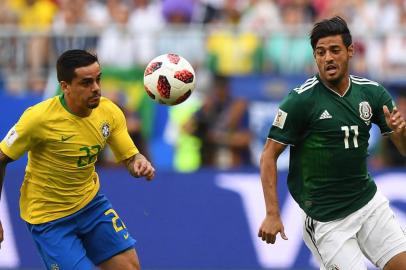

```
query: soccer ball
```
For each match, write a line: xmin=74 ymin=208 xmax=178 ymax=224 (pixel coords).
xmin=143 ymin=53 xmax=196 ymax=106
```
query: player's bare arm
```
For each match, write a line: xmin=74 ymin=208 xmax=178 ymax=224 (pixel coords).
xmin=0 ymin=149 xmax=13 ymax=247
xmin=124 ymin=153 xmax=155 ymax=181
xmin=383 ymin=106 xmax=406 ymax=156
xmin=258 ymin=139 xmax=288 ymax=244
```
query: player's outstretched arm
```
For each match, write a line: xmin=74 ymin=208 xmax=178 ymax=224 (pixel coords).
xmin=123 ymin=153 xmax=155 ymax=181
xmin=0 ymin=149 xmax=13 ymax=248
xmin=384 ymin=106 xmax=406 ymax=156
xmin=258 ymin=139 xmax=288 ymax=244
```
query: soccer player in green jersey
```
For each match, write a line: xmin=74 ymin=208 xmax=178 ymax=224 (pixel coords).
xmin=0 ymin=50 xmax=155 ymax=270
xmin=258 ymin=16 xmax=406 ymax=270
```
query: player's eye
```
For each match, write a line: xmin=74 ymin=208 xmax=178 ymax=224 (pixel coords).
xmin=316 ymin=49 xmax=325 ymax=56
xmin=81 ymin=79 xmax=93 ymax=86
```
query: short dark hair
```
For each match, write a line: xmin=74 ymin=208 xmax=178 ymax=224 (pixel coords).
xmin=56 ymin=49 xmax=98 ymax=83
xmin=310 ymin=16 xmax=352 ymax=50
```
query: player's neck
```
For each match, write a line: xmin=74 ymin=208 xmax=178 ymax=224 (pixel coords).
xmin=63 ymin=96 xmax=92 ymax=117
xmin=320 ymin=75 xmax=350 ymax=97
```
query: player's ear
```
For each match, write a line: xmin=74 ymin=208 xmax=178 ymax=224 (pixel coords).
xmin=347 ymin=44 xmax=354 ymax=58
xmin=60 ymin=81 xmax=69 ymax=94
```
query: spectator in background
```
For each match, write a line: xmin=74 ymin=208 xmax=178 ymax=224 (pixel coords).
xmin=51 ymin=0 xmax=103 ymax=56
xmin=162 ymin=0 xmax=195 ymax=23
xmin=128 ymin=0 xmax=163 ymax=65
xmin=239 ymin=0 xmax=281 ymax=33
xmin=166 ymin=94 xmax=202 ymax=172
xmin=312 ymin=0 xmax=354 ymax=22
xmin=350 ymin=40 xmax=368 ymax=75
xmin=350 ymin=0 xmax=378 ymax=34
xmin=156 ymin=0 xmax=205 ymax=68
xmin=278 ymin=0 xmax=316 ymax=23
xmin=374 ymin=0 xmax=403 ymax=34
xmin=98 ymin=1 xmax=138 ymax=68
xmin=383 ymin=8 xmax=406 ymax=79
xmin=193 ymin=0 xmax=224 ymax=24
xmin=206 ymin=0 xmax=263 ymax=76
xmin=9 ymin=0 xmax=58 ymax=93
xmin=0 ymin=1 xmax=18 ymax=25
xmin=263 ymin=3 xmax=314 ymax=75
xmin=85 ymin=0 xmax=112 ymax=28
xmin=0 ymin=1 xmax=19 ymax=93
xmin=184 ymin=75 xmax=252 ymax=169
xmin=43 ymin=0 xmax=102 ymax=98
xmin=217 ymin=0 xmax=244 ymax=25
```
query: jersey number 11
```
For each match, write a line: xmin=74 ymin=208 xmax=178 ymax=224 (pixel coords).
xmin=341 ymin=125 xmax=359 ymax=149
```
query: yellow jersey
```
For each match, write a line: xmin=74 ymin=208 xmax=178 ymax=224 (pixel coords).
xmin=0 ymin=95 xmax=138 ymax=224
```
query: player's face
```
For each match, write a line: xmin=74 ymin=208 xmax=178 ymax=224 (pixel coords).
xmin=314 ymin=35 xmax=353 ymax=86
xmin=62 ymin=62 xmax=102 ymax=115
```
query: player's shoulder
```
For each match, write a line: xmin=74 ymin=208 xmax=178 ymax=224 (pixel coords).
xmin=286 ymin=76 xmax=320 ymax=104
xmin=292 ymin=76 xmax=320 ymax=96
xmin=23 ymin=96 xmax=59 ymax=117
xmin=350 ymin=75 xmax=389 ymax=99
xmin=99 ymin=96 xmax=121 ymax=110
xmin=278 ymin=76 xmax=319 ymax=110
xmin=15 ymin=96 xmax=60 ymax=130
xmin=350 ymin=75 xmax=382 ymax=89
xmin=97 ymin=96 xmax=124 ymax=118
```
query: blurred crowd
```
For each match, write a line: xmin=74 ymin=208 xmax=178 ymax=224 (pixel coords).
xmin=0 ymin=0 xmax=405 ymax=171
xmin=1 ymin=0 xmax=406 ymax=90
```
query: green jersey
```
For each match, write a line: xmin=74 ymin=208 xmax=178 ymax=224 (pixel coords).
xmin=269 ymin=75 xmax=395 ymax=221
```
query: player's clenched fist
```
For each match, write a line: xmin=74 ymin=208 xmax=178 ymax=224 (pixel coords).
xmin=124 ymin=153 xmax=155 ymax=181
xmin=133 ymin=156 xmax=155 ymax=181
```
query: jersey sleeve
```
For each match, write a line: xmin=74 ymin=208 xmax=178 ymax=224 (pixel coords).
xmin=268 ymin=90 xmax=310 ymax=145
xmin=0 ymin=107 xmax=41 ymax=160
xmin=372 ymin=85 xmax=395 ymax=135
xmin=107 ymin=103 xmax=139 ymax=162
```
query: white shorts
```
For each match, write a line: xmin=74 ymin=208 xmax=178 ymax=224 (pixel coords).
xmin=302 ymin=191 xmax=406 ymax=270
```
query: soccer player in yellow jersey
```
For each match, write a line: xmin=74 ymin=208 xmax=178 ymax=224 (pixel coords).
xmin=0 ymin=49 xmax=155 ymax=270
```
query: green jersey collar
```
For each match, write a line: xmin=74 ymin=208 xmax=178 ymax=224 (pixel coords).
xmin=316 ymin=74 xmax=351 ymax=97
xmin=59 ymin=94 xmax=75 ymax=115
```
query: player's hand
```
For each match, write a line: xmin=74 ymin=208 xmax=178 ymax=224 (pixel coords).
xmin=383 ymin=106 xmax=406 ymax=134
xmin=133 ymin=156 xmax=155 ymax=181
xmin=0 ymin=220 xmax=3 ymax=249
xmin=258 ymin=214 xmax=288 ymax=244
